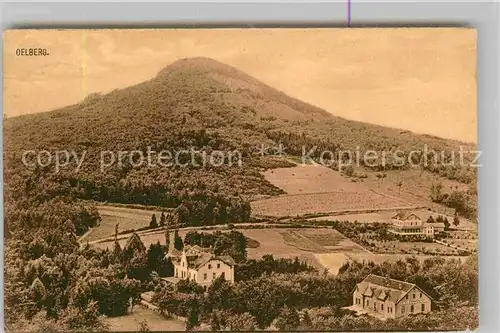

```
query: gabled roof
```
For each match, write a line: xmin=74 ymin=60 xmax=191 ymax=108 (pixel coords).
xmin=185 ymin=245 xmax=210 ymax=256
xmin=165 ymin=247 xmax=183 ymax=259
xmin=217 ymin=255 xmax=236 ymax=267
xmin=392 ymin=212 xmax=422 ymax=221
xmin=188 ymin=253 xmax=236 ymax=269
xmin=363 ymin=274 xmax=414 ymax=292
xmin=168 ymin=244 xmax=237 ymax=269
xmin=355 ymin=274 xmax=431 ymax=304
xmin=425 ymin=222 xmax=446 ymax=229
xmin=124 ymin=233 xmax=146 ymax=252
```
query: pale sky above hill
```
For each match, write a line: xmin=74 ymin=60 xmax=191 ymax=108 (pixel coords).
xmin=3 ymin=28 xmax=476 ymax=142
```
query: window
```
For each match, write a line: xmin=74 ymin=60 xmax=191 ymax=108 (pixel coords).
xmin=413 ymin=293 xmax=416 ymax=299
xmin=217 ymin=263 xmax=220 ymax=269
xmin=373 ymin=302 xmax=376 ymax=311
xmin=410 ymin=305 xmax=414 ymax=313
xmin=401 ymin=307 xmax=405 ymax=314
xmin=381 ymin=304 xmax=384 ymax=311
xmin=203 ymin=273 xmax=207 ymax=280
xmin=420 ymin=292 xmax=422 ymax=298
xmin=405 ymin=295 xmax=408 ymax=300
xmin=366 ymin=300 xmax=370 ymax=306
xmin=182 ymin=261 xmax=184 ymax=267
xmin=221 ymin=272 xmax=225 ymax=279
xmin=421 ymin=304 xmax=425 ymax=312
xmin=208 ymin=264 xmax=212 ymax=269
xmin=213 ymin=272 xmax=216 ymax=279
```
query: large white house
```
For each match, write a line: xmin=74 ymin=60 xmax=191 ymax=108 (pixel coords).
xmin=352 ymin=274 xmax=432 ymax=319
xmin=388 ymin=211 xmax=445 ymax=239
xmin=164 ymin=233 xmax=235 ymax=288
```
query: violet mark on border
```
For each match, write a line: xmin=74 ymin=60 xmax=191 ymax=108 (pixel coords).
xmin=347 ymin=0 xmax=351 ymax=27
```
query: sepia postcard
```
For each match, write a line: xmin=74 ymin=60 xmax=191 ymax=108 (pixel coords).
xmin=3 ymin=28 xmax=478 ymax=332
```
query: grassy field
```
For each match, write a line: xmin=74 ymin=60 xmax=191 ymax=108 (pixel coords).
xmin=85 ymin=205 xmax=167 ymax=242
xmin=252 ymin=164 xmax=414 ymax=217
xmin=261 ymin=164 xmax=370 ymax=195
xmin=251 ymin=191 xmax=410 ymax=217
xmin=103 ymin=306 xmax=184 ymax=331
xmin=254 ymin=163 xmax=472 ymax=221
xmin=93 ymin=227 xmax=370 ymax=273
xmin=241 ymin=228 xmax=375 ymax=273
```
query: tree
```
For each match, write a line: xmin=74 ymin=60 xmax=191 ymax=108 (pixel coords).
xmin=150 ymin=214 xmax=158 ymax=228
xmin=273 ymin=305 xmax=300 ymax=331
xmin=186 ymin=301 xmax=200 ymax=331
xmin=210 ymin=312 xmax=221 ymax=331
xmin=147 ymin=242 xmax=168 ymax=276
xmin=444 ymin=217 xmax=451 ymax=230
xmin=174 ymin=230 xmax=183 ymax=251
xmin=63 ymin=301 xmax=108 ymax=331
xmin=226 ymin=312 xmax=257 ymax=331
xmin=138 ymin=320 xmax=150 ymax=332
xmin=397 ymin=172 xmax=404 ymax=195
xmin=342 ymin=165 xmax=354 ymax=177
xmin=300 ymin=310 xmax=312 ymax=330
xmin=430 ymin=182 xmax=444 ymax=202
xmin=159 ymin=212 xmax=166 ymax=227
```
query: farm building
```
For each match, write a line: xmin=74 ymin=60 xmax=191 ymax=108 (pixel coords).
xmin=164 ymin=233 xmax=235 ymax=288
xmin=351 ymin=274 xmax=432 ymax=319
xmin=388 ymin=211 xmax=445 ymax=239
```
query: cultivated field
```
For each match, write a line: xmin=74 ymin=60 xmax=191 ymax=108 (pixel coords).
xmin=93 ymin=227 xmax=373 ymax=274
xmin=251 ymin=191 xmax=410 ymax=217
xmin=261 ymin=164 xmax=369 ymax=195
xmin=254 ymin=163 xmax=473 ymax=222
xmin=84 ymin=205 xmax=167 ymax=242
xmin=252 ymin=164 xmax=413 ymax=217
xmin=103 ymin=306 xmax=184 ymax=331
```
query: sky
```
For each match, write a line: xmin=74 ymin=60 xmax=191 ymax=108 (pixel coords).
xmin=3 ymin=28 xmax=476 ymax=142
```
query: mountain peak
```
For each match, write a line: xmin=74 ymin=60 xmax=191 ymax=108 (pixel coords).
xmin=157 ymin=57 xmax=240 ymax=77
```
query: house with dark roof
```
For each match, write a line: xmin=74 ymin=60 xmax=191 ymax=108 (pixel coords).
xmin=164 ymin=232 xmax=235 ymax=288
xmin=352 ymin=274 xmax=432 ymax=319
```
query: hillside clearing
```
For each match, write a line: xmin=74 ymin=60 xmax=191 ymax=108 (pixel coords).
xmin=102 ymin=306 xmax=184 ymax=331
xmin=85 ymin=205 xmax=166 ymax=242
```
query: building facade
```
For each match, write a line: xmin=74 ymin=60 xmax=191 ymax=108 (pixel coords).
xmin=388 ymin=212 xmax=445 ymax=239
xmin=164 ymin=233 xmax=235 ymax=288
xmin=352 ymin=274 xmax=432 ymax=319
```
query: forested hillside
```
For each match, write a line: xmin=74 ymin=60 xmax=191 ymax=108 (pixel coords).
xmin=4 ymin=57 xmax=476 ymax=231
